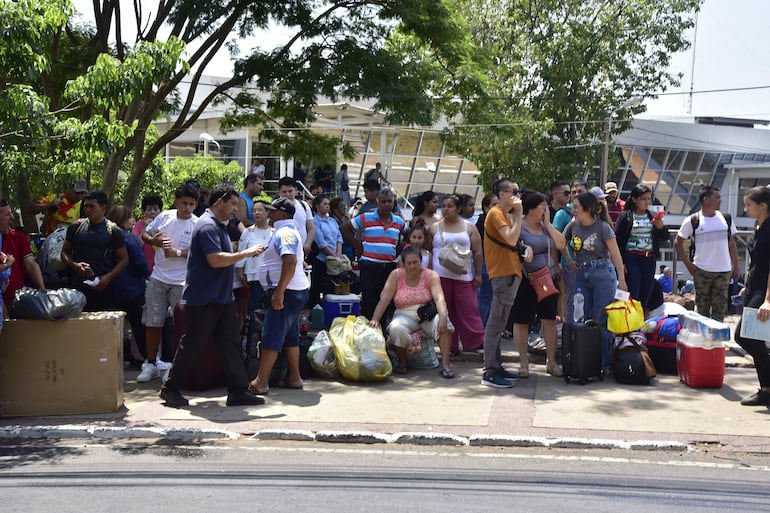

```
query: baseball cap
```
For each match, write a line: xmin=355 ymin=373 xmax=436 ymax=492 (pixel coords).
xmin=604 ymin=181 xmax=618 ymax=193
xmin=265 ymin=197 xmax=296 ymax=216
xmin=589 ymin=186 xmax=608 ymax=199
xmin=73 ymin=179 xmax=88 ymax=193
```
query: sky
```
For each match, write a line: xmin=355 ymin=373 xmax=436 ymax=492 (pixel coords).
xmin=71 ymin=0 xmax=770 ymax=121
xmin=641 ymin=0 xmax=770 ymax=120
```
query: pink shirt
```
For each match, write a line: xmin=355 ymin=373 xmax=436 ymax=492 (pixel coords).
xmin=132 ymin=219 xmax=155 ymax=271
xmin=393 ymin=268 xmax=433 ymax=309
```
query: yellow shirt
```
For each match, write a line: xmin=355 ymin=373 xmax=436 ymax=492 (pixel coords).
xmin=40 ymin=193 xmax=82 ymax=235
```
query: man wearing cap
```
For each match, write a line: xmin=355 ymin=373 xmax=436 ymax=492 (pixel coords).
xmin=604 ymin=182 xmax=625 ymax=226
xmin=159 ymin=183 xmax=267 ymax=408
xmin=29 ymin=179 xmax=89 ymax=235
xmin=248 ymin=197 xmax=310 ymax=394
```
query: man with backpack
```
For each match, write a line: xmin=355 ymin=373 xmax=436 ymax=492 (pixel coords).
xmin=674 ymin=185 xmax=740 ymax=321
xmin=60 ymin=191 xmax=128 ymax=311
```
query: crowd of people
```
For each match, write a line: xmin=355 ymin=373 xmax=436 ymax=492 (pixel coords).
xmin=1 ymin=171 xmax=769 ymax=411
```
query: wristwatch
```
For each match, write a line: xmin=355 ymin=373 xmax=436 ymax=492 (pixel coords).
xmin=175 ymin=249 xmax=182 ymax=257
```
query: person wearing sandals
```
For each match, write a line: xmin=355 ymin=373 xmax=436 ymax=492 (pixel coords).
xmin=247 ymin=197 xmax=310 ymax=396
xmin=429 ymin=194 xmax=485 ymax=354
xmin=511 ymin=191 xmax=566 ymax=377
xmin=368 ymin=246 xmax=455 ymax=378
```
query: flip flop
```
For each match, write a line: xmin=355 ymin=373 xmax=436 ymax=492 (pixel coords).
xmin=275 ymin=380 xmax=304 ymax=389
xmin=248 ymin=383 xmax=269 ymax=395
xmin=440 ymin=368 xmax=455 ymax=379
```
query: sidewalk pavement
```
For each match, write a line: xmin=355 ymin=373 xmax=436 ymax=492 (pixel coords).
xmin=2 ymin=315 xmax=768 ymax=454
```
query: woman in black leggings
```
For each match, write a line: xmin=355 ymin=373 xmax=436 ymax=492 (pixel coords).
xmin=735 ymin=186 xmax=770 ymax=407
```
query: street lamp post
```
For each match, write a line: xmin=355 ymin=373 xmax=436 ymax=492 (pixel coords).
xmin=600 ymin=96 xmax=643 ymax=188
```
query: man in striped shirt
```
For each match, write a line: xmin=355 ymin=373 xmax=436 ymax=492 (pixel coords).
xmin=341 ymin=187 xmax=407 ymax=321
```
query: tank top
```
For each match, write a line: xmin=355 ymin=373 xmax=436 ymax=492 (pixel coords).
xmin=432 ymin=221 xmax=473 ymax=281
xmin=239 ymin=192 xmax=254 ymax=223
xmin=393 ymin=268 xmax=433 ymax=309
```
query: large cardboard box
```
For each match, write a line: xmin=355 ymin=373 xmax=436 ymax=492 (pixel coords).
xmin=0 ymin=312 xmax=125 ymax=417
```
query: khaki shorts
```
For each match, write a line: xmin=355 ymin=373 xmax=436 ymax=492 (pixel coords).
xmin=143 ymin=278 xmax=183 ymax=327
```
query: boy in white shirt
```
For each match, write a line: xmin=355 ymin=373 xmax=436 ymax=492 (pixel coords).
xmin=137 ymin=183 xmax=199 ymax=382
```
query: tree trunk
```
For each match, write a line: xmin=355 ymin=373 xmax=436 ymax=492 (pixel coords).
xmin=16 ymin=172 xmax=41 ymax=233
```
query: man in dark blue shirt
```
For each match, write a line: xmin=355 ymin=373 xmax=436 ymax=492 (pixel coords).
xmin=160 ymin=184 xmax=267 ymax=407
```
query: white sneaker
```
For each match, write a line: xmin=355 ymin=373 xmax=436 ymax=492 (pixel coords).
xmin=137 ymin=362 xmax=160 ymax=383
xmin=155 ymin=360 xmax=172 ymax=371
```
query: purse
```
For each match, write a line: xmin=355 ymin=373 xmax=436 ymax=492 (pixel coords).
xmin=525 ymin=231 xmax=558 ymax=302
xmin=437 ymin=220 xmax=471 ymax=274
xmin=605 ymin=298 xmax=645 ymax=334
xmin=417 ymin=301 xmax=438 ymax=322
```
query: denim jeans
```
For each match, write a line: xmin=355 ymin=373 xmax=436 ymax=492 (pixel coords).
xmin=576 ymin=259 xmax=618 ymax=368
xmin=477 ymin=262 xmax=492 ymax=326
xmin=623 ymin=252 xmax=656 ymax=310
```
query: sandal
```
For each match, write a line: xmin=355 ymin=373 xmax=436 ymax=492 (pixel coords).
xmin=248 ymin=382 xmax=269 ymax=395
xmin=546 ymin=363 xmax=563 ymax=377
xmin=440 ymin=368 xmax=455 ymax=379
xmin=518 ymin=365 xmax=530 ymax=379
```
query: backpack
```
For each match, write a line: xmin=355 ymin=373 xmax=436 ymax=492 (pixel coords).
xmin=45 ymin=225 xmax=70 ymax=271
xmin=688 ymin=211 xmax=732 ymax=261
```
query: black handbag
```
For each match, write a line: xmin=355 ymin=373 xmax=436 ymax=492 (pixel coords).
xmin=416 ymin=301 xmax=438 ymax=322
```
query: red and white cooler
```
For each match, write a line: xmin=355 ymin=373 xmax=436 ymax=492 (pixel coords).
xmin=676 ymin=329 xmax=726 ymax=388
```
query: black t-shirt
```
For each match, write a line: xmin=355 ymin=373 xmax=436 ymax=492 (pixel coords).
xmin=66 ymin=218 xmax=126 ymax=283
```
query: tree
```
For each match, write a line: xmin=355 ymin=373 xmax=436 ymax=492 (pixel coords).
xmin=48 ymin=0 xmax=480 ymax=208
xmin=440 ymin=0 xmax=701 ymax=192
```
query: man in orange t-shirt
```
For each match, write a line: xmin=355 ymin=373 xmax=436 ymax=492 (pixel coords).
xmin=481 ymin=179 xmax=526 ymax=388
xmin=29 ymin=179 xmax=88 ymax=234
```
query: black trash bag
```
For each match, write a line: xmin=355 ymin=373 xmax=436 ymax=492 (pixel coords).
xmin=10 ymin=287 xmax=86 ymax=320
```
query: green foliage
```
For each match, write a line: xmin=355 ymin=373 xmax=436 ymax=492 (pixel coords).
xmin=439 ymin=0 xmax=701 ymax=193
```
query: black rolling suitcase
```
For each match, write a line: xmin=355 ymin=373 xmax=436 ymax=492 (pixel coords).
xmin=562 ymin=320 xmax=604 ymax=384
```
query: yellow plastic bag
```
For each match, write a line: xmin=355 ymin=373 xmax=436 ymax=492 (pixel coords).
xmin=328 ymin=315 xmax=392 ymax=381
xmin=605 ymin=298 xmax=645 ymax=334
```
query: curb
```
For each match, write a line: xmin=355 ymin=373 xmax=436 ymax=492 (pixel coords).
xmin=0 ymin=425 xmax=689 ymax=451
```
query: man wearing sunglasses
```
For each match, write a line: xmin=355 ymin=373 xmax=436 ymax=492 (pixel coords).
xmin=548 ymin=181 xmax=571 ymax=222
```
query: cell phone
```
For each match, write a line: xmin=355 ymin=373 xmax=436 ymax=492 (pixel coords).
xmin=652 ymin=210 xmax=665 ymax=222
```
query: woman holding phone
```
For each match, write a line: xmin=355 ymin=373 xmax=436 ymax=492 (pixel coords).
xmin=614 ymin=184 xmax=670 ymax=311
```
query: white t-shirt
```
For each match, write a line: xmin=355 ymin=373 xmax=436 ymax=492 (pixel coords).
xmin=259 ymin=219 xmax=309 ymax=291
xmin=677 ymin=212 xmax=736 ymax=273
xmin=235 ymin=225 xmax=273 ymax=282
xmin=293 ymin=198 xmax=313 ymax=244
xmin=146 ymin=210 xmax=198 ymax=285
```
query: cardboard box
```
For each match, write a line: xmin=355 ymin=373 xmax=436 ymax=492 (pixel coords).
xmin=0 ymin=312 xmax=125 ymax=417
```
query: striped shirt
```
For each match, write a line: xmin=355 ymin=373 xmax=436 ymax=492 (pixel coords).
xmin=351 ymin=210 xmax=406 ymax=263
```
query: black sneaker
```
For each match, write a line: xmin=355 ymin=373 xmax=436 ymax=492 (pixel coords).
xmin=740 ymin=389 xmax=770 ymax=406
xmin=159 ymin=386 xmax=189 ymax=407
xmin=226 ymin=391 xmax=266 ymax=406
xmin=481 ymin=372 xmax=514 ymax=388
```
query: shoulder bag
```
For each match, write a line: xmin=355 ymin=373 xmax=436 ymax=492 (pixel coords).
xmin=525 ymin=227 xmax=559 ymax=302
xmin=437 ymin=220 xmax=471 ymax=274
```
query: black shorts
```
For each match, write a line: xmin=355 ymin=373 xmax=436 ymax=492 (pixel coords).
xmin=510 ymin=274 xmax=559 ymax=324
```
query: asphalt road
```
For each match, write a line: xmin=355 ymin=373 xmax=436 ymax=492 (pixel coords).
xmin=1 ymin=440 xmax=769 ymax=513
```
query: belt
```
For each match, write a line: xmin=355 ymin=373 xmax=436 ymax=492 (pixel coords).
xmin=627 ymin=249 xmax=654 ymax=258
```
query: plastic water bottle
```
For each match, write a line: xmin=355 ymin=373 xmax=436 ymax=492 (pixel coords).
xmin=299 ymin=312 xmax=310 ymax=335
xmin=573 ymin=288 xmax=585 ymax=323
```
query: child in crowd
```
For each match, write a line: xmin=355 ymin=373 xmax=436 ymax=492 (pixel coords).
xmin=405 ymin=225 xmax=432 ymax=269
xmin=133 ymin=194 xmax=163 ymax=272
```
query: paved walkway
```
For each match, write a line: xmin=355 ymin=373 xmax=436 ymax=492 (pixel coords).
xmin=2 ymin=315 xmax=768 ymax=454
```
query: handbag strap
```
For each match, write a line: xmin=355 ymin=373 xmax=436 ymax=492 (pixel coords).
xmin=438 ymin=219 xmax=446 ymax=245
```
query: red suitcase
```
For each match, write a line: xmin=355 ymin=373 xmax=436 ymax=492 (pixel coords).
xmin=172 ymin=302 xmax=227 ymax=390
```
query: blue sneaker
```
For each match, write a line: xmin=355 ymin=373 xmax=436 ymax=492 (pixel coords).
xmin=481 ymin=372 xmax=514 ymax=388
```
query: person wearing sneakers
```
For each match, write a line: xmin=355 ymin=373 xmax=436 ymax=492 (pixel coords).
xmin=160 ymin=184 xmax=267 ymax=407
xmin=481 ymin=179 xmax=528 ymax=388
xmin=248 ymin=197 xmax=310 ymax=395
xmin=137 ymin=183 xmax=199 ymax=383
